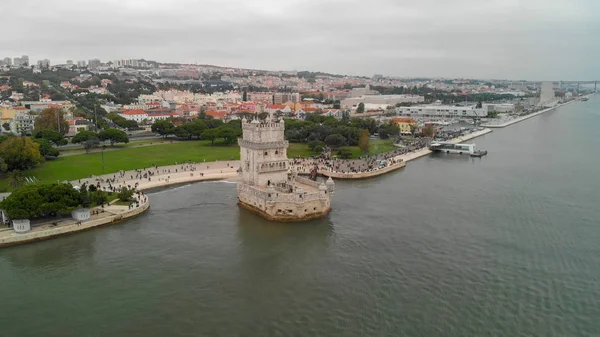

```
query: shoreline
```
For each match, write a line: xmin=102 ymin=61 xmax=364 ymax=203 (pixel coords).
xmin=390 ymin=128 xmax=494 ymax=165
xmin=483 ymin=99 xmax=579 ymax=128
xmin=1 ymin=96 xmax=589 ymax=246
xmin=0 ymin=197 xmax=150 ymax=248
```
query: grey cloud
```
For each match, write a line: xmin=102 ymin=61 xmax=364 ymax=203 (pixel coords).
xmin=2 ymin=0 xmax=599 ymax=80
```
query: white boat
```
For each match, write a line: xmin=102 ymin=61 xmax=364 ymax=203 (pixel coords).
xmin=429 ymin=141 xmax=477 ymax=154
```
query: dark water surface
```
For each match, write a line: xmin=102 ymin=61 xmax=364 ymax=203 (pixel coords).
xmin=2 ymin=97 xmax=600 ymax=336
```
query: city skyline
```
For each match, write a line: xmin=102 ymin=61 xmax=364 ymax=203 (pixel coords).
xmin=2 ymin=0 xmax=599 ymax=80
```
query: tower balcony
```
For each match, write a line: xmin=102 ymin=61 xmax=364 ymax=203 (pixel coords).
xmin=238 ymin=139 xmax=289 ymax=150
xmin=257 ymin=160 xmax=289 ymax=173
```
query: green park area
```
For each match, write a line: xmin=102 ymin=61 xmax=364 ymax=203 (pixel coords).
xmin=0 ymin=139 xmax=395 ymax=191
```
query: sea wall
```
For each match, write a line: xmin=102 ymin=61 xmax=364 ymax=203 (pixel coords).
xmin=318 ymin=161 xmax=406 ymax=179
xmin=0 ymin=200 xmax=150 ymax=248
xmin=136 ymin=171 xmax=238 ymax=192
xmin=483 ymin=100 xmax=577 ymax=128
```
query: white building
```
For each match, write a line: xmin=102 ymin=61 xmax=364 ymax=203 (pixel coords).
xmin=341 ymin=94 xmax=425 ymax=110
xmin=77 ymin=60 xmax=87 ymax=68
xmin=37 ymin=59 xmax=50 ymax=68
xmin=101 ymin=102 xmax=122 ymax=113
xmin=483 ymin=103 xmax=515 ymax=113
xmin=118 ymin=110 xmax=148 ymax=123
xmin=349 ymin=85 xmax=378 ymax=98
xmin=12 ymin=219 xmax=31 ymax=233
xmin=10 ymin=112 xmax=35 ymax=135
xmin=539 ymin=81 xmax=557 ymax=107
xmin=88 ymin=59 xmax=101 ymax=70
xmin=13 ymin=55 xmax=28 ymax=67
xmin=72 ymin=209 xmax=91 ymax=223
xmin=146 ymin=113 xmax=176 ymax=122
xmin=396 ymin=101 xmax=488 ymax=118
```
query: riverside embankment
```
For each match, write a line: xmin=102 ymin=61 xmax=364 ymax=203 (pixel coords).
xmin=0 ymin=162 xmax=239 ymax=248
xmin=483 ymin=99 xmax=581 ymax=128
xmin=391 ymin=128 xmax=493 ymax=164
xmin=0 ymin=195 xmax=150 ymax=247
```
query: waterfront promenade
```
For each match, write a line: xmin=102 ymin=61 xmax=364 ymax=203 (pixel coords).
xmin=74 ymin=161 xmax=238 ymax=193
xmin=388 ymin=128 xmax=492 ymax=165
xmin=483 ymin=99 xmax=579 ymax=128
xmin=0 ymin=163 xmax=239 ymax=248
xmin=0 ymin=192 xmax=149 ymax=247
xmin=292 ymin=128 xmax=492 ymax=179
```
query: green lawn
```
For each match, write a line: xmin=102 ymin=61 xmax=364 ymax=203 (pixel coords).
xmin=0 ymin=140 xmax=238 ymax=191
xmin=59 ymin=138 xmax=179 ymax=156
xmin=336 ymin=139 xmax=396 ymax=159
xmin=287 ymin=143 xmax=315 ymax=158
xmin=0 ymin=139 xmax=396 ymax=192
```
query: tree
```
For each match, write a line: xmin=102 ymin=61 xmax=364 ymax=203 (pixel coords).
xmin=98 ymin=128 xmax=129 ymax=146
xmin=201 ymin=128 xmax=220 ymax=145
xmin=0 ymin=183 xmax=81 ymax=219
xmin=337 ymin=148 xmax=352 ymax=159
xmin=242 ymin=90 xmax=247 ymax=101
xmin=378 ymin=121 xmax=400 ymax=140
xmin=173 ymin=126 xmax=191 ymax=139
xmin=91 ymin=191 xmax=107 ymax=205
xmin=151 ymin=120 xmax=175 ymax=138
xmin=324 ymin=134 xmax=346 ymax=148
xmin=84 ymin=137 xmax=100 ymax=154
xmin=2 ymin=123 xmax=9 ymax=131
xmin=71 ymin=130 xmax=98 ymax=144
xmin=422 ymin=125 xmax=435 ymax=138
xmin=117 ymin=187 xmax=135 ymax=202
xmin=341 ymin=110 xmax=350 ymax=122
xmin=33 ymin=138 xmax=60 ymax=157
xmin=205 ymin=119 xmax=223 ymax=129
xmin=33 ymin=108 xmax=69 ymax=135
xmin=0 ymin=157 xmax=7 ymax=173
xmin=7 ymin=170 xmax=26 ymax=190
xmin=409 ymin=123 xmax=417 ymax=135
xmin=0 ymin=137 xmax=43 ymax=171
xmin=217 ymin=125 xmax=241 ymax=145
xmin=356 ymin=102 xmax=365 ymax=114
xmin=476 ymin=100 xmax=483 ymax=109
xmin=358 ymin=129 xmax=370 ymax=153
xmin=78 ymin=183 xmax=91 ymax=208
xmin=189 ymin=120 xmax=207 ymax=139
xmin=34 ymin=129 xmax=66 ymax=146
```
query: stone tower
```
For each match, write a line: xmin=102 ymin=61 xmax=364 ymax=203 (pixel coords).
xmin=239 ymin=117 xmax=289 ymax=187
xmin=237 ymin=116 xmax=333 ymax=222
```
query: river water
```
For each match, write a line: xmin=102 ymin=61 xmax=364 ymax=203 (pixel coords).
xmin=2 ymin=97 xmax=600 ymax=337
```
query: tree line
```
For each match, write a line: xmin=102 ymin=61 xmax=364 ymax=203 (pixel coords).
xmin=0 ymin=182 xmax=113 ymax=220
xmin=284 ymin=113 xmax=399 ymax=150
xmin=150 ymin=118 xmax=241 ymax=145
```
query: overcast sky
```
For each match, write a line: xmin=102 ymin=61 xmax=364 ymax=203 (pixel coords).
xmin=2 ymin=0 xmax=599 ymax=80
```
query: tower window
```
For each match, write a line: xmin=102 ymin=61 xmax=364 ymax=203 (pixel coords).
xmin=275 ymin=150 xmax=279 ymax=154
xmin=264 ymin=151 xmax=268 ymax=155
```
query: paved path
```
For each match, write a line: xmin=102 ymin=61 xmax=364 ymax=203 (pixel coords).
xmin=74 ymin=160 xmax=240 ymax=193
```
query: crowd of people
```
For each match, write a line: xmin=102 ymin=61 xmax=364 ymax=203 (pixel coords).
xmin=127 ymin=191 xmax=148 ymax=210
xmin=291 ymin=138 xmax=431 ymax=175
xmin=75 ymin=161 xmax=236 ymax=193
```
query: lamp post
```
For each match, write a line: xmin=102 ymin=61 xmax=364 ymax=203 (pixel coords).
xmin=101 ymin=145 xmax=106 ymax=174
